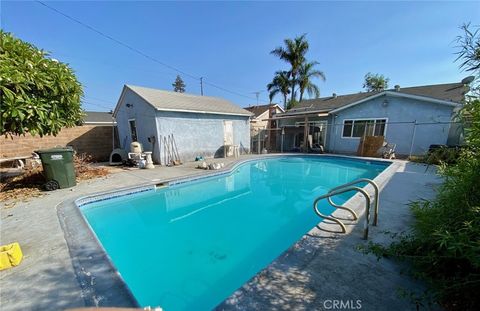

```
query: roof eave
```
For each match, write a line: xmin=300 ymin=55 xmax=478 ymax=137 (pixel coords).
xmin=155 ymin=107 xmax=252 ymax=117
xmin=83 ymin=121 xmax=117 ymax=125
xmin=329 ymin=91 xmax=461 ymax=114
xmin=112 ymin=85 xmax=129 ymax=118
xmin=272 ymin=103 xmax=285 ymax=113
xmin=118 ymin=85 xmax=252 ymax=117
xmin=383 ymin=91 xmax=461 ymax=107
xmin=274 ymin=109 xmax=331 ymax=118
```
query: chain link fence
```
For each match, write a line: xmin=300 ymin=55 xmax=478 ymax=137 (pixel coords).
xmin=273 ymin=121 xmax=465 ymax=158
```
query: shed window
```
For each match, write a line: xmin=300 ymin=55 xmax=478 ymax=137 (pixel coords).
xmin=129 ymin=119 xmax=138 ymax=142
xmin=342 ymin=119 xmax=387 ymax=138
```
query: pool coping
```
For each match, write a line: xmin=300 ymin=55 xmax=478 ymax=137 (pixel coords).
xmin=57 ymin=154 xmax=399 ymax=309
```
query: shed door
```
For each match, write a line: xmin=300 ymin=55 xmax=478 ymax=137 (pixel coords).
xmin=224 ymin=121 xmax=233 ymax=145
xmin=129 ymin=119 xmax=138 ymax=142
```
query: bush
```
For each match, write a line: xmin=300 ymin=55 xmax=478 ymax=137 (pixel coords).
xmin=362 ymin=99 xmax=480 ymax=310
xmin=0 ymin=31 xmax=84 ymax=137
xmin=425 ymin=146 xmax=463 ymax=165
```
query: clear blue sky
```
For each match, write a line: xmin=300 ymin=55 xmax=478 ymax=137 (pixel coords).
xmin=2 ymin=1 xmax=479 ymax=111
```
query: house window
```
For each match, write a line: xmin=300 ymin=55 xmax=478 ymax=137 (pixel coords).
xmin=129 ymin=119 xmax=138 ymax=142
xmin=343 ymin=120 xmax=353 ymax=137
xmin=342 ymin=119 xmax=387 ymax=138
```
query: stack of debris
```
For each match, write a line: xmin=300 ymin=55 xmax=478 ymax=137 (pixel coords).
xmin=196 ymin=162 xmax=225 ymax=170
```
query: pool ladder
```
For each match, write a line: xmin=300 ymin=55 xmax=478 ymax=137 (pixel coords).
xmin=313 ymin=178 xmax=379 ymax=240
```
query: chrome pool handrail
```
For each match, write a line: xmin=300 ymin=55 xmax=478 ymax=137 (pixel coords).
xmin=313 ymin=186 xmax=371 ymax=239
xmin=328 ymin=178 xmax=380 ymax=226
xmin=327 ymin=195 xmax=359 ymax=221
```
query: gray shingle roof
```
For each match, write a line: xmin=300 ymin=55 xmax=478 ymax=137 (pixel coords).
xmin=83 ymin=111 xmax=115 ymax=124
xmin=126 ymin=85 xmax=252 ymax=116
xmin=392 ymin=83 xmax=466 ymax=102
xmin=285 ymin=82 xmax=468 ymax=116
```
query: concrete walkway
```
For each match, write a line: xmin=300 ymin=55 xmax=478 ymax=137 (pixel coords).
xmin=0 ymin=156 xmax=441 ymax=311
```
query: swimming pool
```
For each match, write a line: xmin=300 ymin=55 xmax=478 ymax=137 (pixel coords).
xmin=79 ymin=156 xmax=389 ymax=310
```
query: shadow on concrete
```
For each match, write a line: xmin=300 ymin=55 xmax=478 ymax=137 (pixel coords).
xmin=0 ymin=261 xmax=85 ymax=311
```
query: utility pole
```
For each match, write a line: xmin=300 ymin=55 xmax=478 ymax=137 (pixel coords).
xmin=251 ymin=90 xmax=263 ymax=106
xmin=200 ymin=77 xmax=204 ymax=96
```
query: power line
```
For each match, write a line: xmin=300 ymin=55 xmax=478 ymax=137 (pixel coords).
xmin=35 ymin=0 xmax=266 ymax=102
xmin=82 ymin=100 xmax=113 ymax=110
xmin=84 ymin=96 xmax=116 ymax=105
xmin=35 ymin=1 xmax=198 ymax=80
xmin=203 ymin=80 xmax=266 ymax=102
xmin=54 ymin=52 xmax=183 ymax=81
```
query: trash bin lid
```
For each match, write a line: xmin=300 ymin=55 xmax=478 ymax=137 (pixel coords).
xmin=35 ymin=147 xmax=74 ymax=154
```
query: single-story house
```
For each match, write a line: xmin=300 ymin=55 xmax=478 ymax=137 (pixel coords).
xmin=245 ymin=104 xmax=284 ymax=153
xmin=113 ymin=85 xmax=252 ymax=164
xmin=273 ymin=80 xmax=470 ymax=156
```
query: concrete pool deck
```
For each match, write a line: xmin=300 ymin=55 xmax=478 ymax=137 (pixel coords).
xmin=0 ymin=155 xmax=441 ymax=310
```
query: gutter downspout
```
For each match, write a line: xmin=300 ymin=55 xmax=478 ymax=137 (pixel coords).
xmin=111 ymin=114 xmax=115 ymax=151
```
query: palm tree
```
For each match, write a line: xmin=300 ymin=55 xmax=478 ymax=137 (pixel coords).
xmin=267 ymin=71 xmax=291 ymax=109
xmin=271 ymin=34 xmax=309 ymax=104
xmin=298 ymin=61 xmax=326 ymax=102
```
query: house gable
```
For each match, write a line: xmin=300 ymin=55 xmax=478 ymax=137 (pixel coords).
xmin=329 ymin=91 xmax=460 ymax=114
xmin=245 ymin=104 xmax=284 ymax=120
xmin=114 ymin=86 xmax=158 ymax=154
xmin=252 ymin=110 xmax=269 ymax=122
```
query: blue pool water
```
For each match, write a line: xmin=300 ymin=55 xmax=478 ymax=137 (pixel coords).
xmin=80 ymin=156 xmax=388 ymax=310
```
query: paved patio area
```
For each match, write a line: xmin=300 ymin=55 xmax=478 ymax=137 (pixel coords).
xmin=0 ymin=155 xmax=441 ymax=311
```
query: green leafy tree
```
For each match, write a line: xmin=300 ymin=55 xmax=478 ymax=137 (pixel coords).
xmin=0 ymin=31 xmax=83 ymax=137
xmin=172 ymin=74 xmax=186 ymax=93
xmin=271 ymin=34 xmax=309 ymax=104
xmin=267 ymin=71 xmax=291 ymax=110
xmin=363 ymin=72 xmax=389 ymax=92
xmin=298 ymin=61 xmax=326 ymax=102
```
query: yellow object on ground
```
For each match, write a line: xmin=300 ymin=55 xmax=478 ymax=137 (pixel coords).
xmin=0 ymin=242 xmax=23 ymax=270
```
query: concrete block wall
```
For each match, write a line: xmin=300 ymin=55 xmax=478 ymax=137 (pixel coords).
xmin=0 ymin=125 xmax=116 ymax=161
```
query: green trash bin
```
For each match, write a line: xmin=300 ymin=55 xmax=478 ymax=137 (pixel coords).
xmin=35 ymin=148 xmax=76 ymax=190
